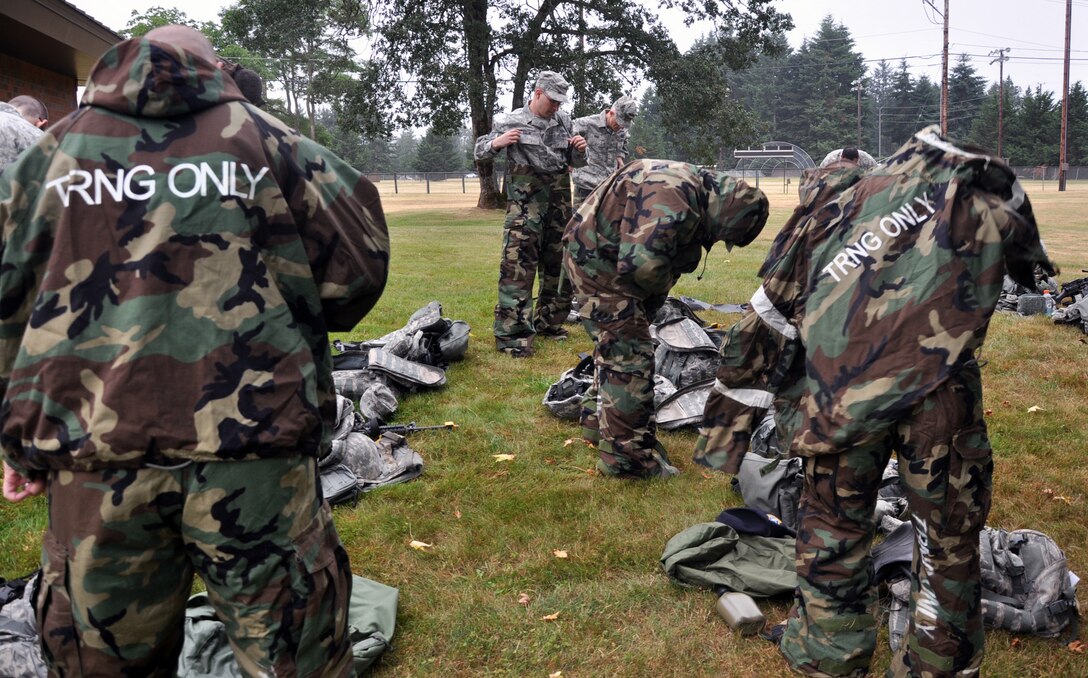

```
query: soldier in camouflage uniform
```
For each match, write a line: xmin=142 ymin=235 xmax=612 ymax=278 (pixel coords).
xmin=696 ymin=128 xmax=1056 ymax=677
xmin=0 ymin=97 xmax=45 ymax=170
xmin=564 ymin=160 xmax=768 ymax=478
xmin=475 ymin=71 xmax=587 ymax=356
xmin=571 ymin=95 xmax=638 ymax=209
xmin=0 ymin=26 xmax=390 ymax=676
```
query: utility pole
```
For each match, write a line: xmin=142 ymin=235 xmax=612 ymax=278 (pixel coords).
xmin=852 ymin=78 xmax=864 ymax=148
xmin=1059 ymin=0 xmax=1072 ymax=191
xmin=989 ymin=48 xmax=1010 ymax=159
xmin=877 ymin=107 xmax=885 ymax=157
xmin=941 ymin=0 xmax=949 ymax=135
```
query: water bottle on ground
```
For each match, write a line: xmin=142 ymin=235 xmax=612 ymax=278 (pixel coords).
xmin=1043 ymin=290 xmax=1055 ymax=317
xmin=715 ymin=591 xmax=766 ymax=636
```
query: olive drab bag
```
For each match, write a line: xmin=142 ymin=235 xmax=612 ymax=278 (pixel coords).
xmin=178 ymin=575 xmax=398 ymax=676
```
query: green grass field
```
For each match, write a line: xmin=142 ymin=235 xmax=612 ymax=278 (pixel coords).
xmin=2 ymin=181 xmax=1087 ymax=677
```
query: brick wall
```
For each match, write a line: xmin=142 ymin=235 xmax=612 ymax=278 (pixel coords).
xmin=0 ymin=53 xmax=79 ymax=127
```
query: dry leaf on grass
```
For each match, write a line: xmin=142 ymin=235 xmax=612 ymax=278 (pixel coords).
xmin=1010 ymin=637 xmax=1021 ymax=648
xmin=563 ymin=438 xmax=577 ymax=447
xmin=454 ymin=509 xmax=462 ymax=519
xmin=544 ymin=458 xmax=556 ymax=465
xmin=493 ymin=453 xmax=516 ymax=462
xmin=549 ymin=672 xmax=563 ymax=678
xmin=518 ymin=593 xmax=531 ymax=607
xmin=1068 ymin=639 xmax=1086 ymax=653
xmin=541 ymin=612 xmax=560 ymax=621
xmin=700 ymin=471 xmax=713 ymax=480
xmin=1027 ymin=405 xmax=1043 ymax=413
xmin=1041 ymin=488 xmax=1073 ymax=503
xmin=409 ymin=540 xmax=433 ymax=551
xmin=553 ymin=549 xmax=569 ymax=559
xmin=984 ymin=409 xmax=993 ymax=416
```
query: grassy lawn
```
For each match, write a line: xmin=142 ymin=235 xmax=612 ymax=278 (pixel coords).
xmin=2 ymin=180 xmax=1086 ymax=677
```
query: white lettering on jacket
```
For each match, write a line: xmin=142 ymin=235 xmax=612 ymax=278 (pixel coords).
xmin=46 ymin=162 xmax=270 ymax=207
xmin=821 ymin=192 xmax=937 ymax=283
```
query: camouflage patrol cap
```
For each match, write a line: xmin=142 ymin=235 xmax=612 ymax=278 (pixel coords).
xmin=701 ymin=171 xmax=769 ymax=251
xmin=611 ymin=95 xmax=638 ymax=127
xmin=535 ymin=71 xmax=570 ymax=103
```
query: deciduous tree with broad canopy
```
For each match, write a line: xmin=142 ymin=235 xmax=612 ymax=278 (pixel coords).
xmin=360 ymin=0 xmax=791 ymax=208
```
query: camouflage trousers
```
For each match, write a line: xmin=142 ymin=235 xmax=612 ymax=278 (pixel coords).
xmin=780 ymin=368 xmax=992 ymax=678
xmin=494 ymin=168 xmax=573 ymax=350
xmin=36 ymin=456 xmax=353 ymax=677
xmin=576 ymin=294 xmax=673 ymax=478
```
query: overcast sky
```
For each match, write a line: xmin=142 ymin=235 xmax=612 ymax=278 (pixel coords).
xmin=70 ymin=0 xmax=1085 ymax=97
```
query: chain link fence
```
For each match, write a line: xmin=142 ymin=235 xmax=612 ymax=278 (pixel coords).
xmin=1010 ymin=166 xmax=1088 ymax=181
xmin=365 ymin=166 xmax=1088 ymax=197
xmin=363 ymin=172 xmax=484 ymax=194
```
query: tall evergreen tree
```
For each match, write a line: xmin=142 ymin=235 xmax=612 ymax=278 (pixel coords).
xmin=966 ymin=83 xmax=1002 ymax=153
xmin=1010 ymin=85 xmax=1060 ymax=166
xmin=414 ymin=129 xmax=463 ymax=172
xmin=313 ymin=109 xmax=396 ymax=172
xmin=865 ymin=59 xmax=895 ymax=156
xmin=967 ymin=77 xmax=1021 ymax=159
xmin=947 ymin=54 xmax=986 ymax=142
xmin=1066 ymin=81 xmax=1088 ymax=166
xmin=392 ymin=131 xmax=420 ymax=173
xmin=627 ymin=88 xmax=686 ymax=162
xmin=728 ymin=33 xmax=793 ymax=143
xmin=772 ymin=15 xmax=865 ymax=160
xmin=878 ymin=60 xmax=925 ymax=152
xmin=910 ymin=74 xmax=941 ymax=131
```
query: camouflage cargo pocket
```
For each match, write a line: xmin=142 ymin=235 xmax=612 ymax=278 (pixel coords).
xmin=292 ymin=505 xmax=353 ymax=677
xmin=37 ymin=531 xmax=81 ymax=672
xmin=940 ymin=422 xmax=994 ymax=536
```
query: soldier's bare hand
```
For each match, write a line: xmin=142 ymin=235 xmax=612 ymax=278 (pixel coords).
xmin=569 ymin=135 xmax=587 ymax=152
xmin=3 ymin=461 xmax=45 ymax=502
xmin=492 ymin=129 xmax=522 ymax=149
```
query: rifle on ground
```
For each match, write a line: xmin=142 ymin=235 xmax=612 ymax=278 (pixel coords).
xmin=1055 ymin=274 xmax=1088 ymax=307
xmin=382 ymin=421 xmax=458 ymax=434
xmin=362 ymin=418 xmax=458 ymax=438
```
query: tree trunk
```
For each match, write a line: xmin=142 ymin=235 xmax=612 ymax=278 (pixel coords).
xmin=464 ymin=0 xmax=504 ymax=209
xmin=475 ymin=157 xmax=503 ymax=209
xmin=307 ymin=58 xmax=317 ymax=140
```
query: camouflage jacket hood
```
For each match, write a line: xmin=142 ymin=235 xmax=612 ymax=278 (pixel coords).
xmin=81 ymin=35 xmax=248 ymax=118
xmin=563 ymin=159 xmax=766 ymax=300
xmin=696 ymin=126 xmax=1054 ymax=471
xmin=0 ymin=35 xmax=390 ymax=473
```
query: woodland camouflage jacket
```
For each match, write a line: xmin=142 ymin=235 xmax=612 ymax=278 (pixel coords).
xmin=563 ymin=159 xmax=768 ymax=301
xmin=696 ymin=127 xmax=1055 ymax=473
xmin=0 ymin=35 xmax=390 ymax=473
